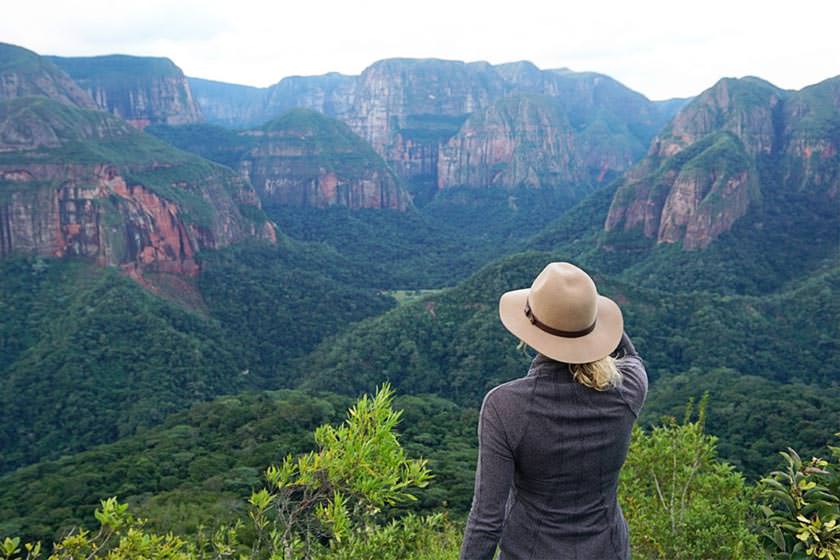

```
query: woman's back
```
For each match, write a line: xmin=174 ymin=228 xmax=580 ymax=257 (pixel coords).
xmin=461 ymin=347 xmax=647 ymax=559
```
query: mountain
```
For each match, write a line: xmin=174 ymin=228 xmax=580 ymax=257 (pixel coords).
xmin=188 ymin=72 xmax=356 ymax=130
xmin=0 ymin=96 xmax=275 ymax=277
xmin=48 ymin=54 xmax=202 ymax=128
xmin=604 ymin=76 xmax=839 ymax=250
xmin=0 ymin=42 xmax=96 ymax=109
xmin=188 ymin=58 xmax=684 ymax=204
xmin=240 ymin=109 xmax=411 ymax=210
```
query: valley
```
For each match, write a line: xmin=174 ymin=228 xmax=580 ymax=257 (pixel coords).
xmin=0 ymin=39 xmax=837 ymax=556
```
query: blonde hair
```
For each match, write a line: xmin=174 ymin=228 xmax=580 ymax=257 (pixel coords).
xmin=569 ymin=355 xmax=622 ymax=391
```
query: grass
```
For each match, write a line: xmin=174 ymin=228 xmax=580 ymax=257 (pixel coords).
xmin=385 ymin=289 xmax=446 ymax=306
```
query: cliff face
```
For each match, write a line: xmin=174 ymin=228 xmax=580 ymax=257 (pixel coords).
xmin=189 ymin=58 xmax=682 ymax=203
xmin=188 ymin=77 xmax=268 ymax=129
xmin=264 ymin=73 xmax=356 ymax=120
xmin=605 ymin=76 xmax=839 ymax=250
xmin=0 ymin=97 xmax=274 ymax=275
xmin=240 ymin=109 xmax=410 ymax=210
xmin=438 ymin=94 xmax=638 ymax=193
xmin=0 ymin=42 xmax=96 ymax=109
xmin=780 ymin=76 xmax=840 ymax=198
xmin=189 ymin=73 xmax=356 ymax=129
xmin=48 ymin=55 xmax=202 ymax=129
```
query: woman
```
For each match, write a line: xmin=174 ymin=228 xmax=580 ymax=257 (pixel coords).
xmin=460 ymin=262 xmax=648 ymax=560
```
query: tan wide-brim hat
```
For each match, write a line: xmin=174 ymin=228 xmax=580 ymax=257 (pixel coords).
xmin=499 ymin=262 xmax=623 ymax=364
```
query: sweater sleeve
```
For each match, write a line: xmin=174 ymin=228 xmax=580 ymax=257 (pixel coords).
xmin=616 ymin=332 xmax=648 ymax=417
xmin=460 ymin=392 xmax=515 ymax=560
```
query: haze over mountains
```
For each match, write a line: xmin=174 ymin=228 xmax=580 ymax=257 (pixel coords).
xmin=0 ymin=40 xmax=837 ymax=545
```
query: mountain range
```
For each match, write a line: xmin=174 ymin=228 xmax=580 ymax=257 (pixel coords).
xmin=0 ymin=39 xmax=837 ymax=544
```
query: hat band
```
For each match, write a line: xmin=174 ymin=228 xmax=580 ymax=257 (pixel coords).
xmin=524 ymin=299 xmax=597 ymax=338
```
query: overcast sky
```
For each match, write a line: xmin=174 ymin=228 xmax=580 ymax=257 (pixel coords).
xmin=3 ymin=0 xmax=838 ymax=100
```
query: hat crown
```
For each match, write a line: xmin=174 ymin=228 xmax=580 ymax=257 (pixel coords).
xmin=529 ymin=263 xmax=598 ymax=332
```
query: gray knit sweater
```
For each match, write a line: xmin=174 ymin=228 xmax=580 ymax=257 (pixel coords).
xmin=460 ymin=333 xmax=648 ymax=560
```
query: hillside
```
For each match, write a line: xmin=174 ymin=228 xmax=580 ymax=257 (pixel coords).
xmin=0 ymin=389 xmax=477 ymax=543
xmin=0 ymin=238 xmax=395 ymax=475
xmin=294 ymin=251 xmax=840 ymax=476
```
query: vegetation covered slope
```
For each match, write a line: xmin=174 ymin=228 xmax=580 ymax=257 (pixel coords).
xmin=295 ymin=251 xmax=840 ymax=477
xmin=0 ymin=241 xmax=395 ymax=475
xmin=0 ymin=389 xmax=477 ymax=544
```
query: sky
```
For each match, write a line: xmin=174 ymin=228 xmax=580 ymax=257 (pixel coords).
xmin=2 ymin=0 xmax=838 ymax=100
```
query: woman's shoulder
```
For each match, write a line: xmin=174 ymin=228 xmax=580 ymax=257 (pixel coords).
xmin=617 ymin=355 xmax=648 ymax=416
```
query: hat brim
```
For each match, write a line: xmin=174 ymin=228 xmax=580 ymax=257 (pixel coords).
xmin=499 ymin=288 xmax=624 ymax=364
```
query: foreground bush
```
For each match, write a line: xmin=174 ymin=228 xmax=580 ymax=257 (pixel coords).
xmin=620 ymin=398 xmax=762 ymax=559
xmin=2 ymin=385 xmax=458 ymax=560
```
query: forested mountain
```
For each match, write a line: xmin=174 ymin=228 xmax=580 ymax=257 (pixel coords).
xmin=0 ymin=243 xmax=394 ymax=475
xmin=0 ymin=390 xmax=477 ymax=544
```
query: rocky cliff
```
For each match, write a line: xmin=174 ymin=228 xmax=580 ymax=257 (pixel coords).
xmin=780 ymin=76 xmax=840 ymax=198
xmin=604 ymin=76 xmax=839 ymax=250
xmin=438 ymin=93 xmax=640 ymax=193
xmin=0 ymin=42 xmax=96 ymax=109
xmin=0 ymin=97 xmax=274 ymax=275
xmin=189 ymin=77 xmax=268 ymax=129
xmin=189 ymin=58 xmax=683 ymax=204
xmin=189 ymin=73 xmax=355 ymax=129
xmin=239 ymin=109 xmax=410 ymax=210
xmin=48 ymin=55 xmax=202 ymax=129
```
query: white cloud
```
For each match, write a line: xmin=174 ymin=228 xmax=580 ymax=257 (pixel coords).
xmin=2 ymin=0 xmax=837 ymax=99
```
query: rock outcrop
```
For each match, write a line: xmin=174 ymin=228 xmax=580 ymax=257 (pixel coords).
xmin=0 ymin=97 xmax=275 ymax=275
xmin=48 ymin=55 xmax=202 ymax=129
xmin=780 ymin=76 xmax=840 ymax=198
xmin=0 ymin=42 xmax=96 ymax=109
xmin=438 ymin=94 xmax=638 ymax=193
xmin=239 ymin=109 xmax=410 ymax=210
xmin=188 ymin=77 xmax=268 ymax=129
xmin=605 ymin=76 xmax=839 ymax=249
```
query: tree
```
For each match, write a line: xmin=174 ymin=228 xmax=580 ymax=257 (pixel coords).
xmin=620 ymin=397 xmax=762 ymax=559
xmin=245 ymin=382 xmax=453 ymax=559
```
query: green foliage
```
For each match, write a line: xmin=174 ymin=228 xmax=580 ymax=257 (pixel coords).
xmin=0 ymin=258 xmax=244 ymax=474
xmin=196 ymin=240 xmax=395 ymax=383
xmin=758 ymin=446 xmax=840 ymax=559
xmin=642 ymin=369 xmax=840 ymax=479
xmin=1 ymin=388 xmax=464 ymax=560
xmin=0 ymin=389 xmax=476 ymax=546
xmin=246 ymin=384 xmax=438 ymax=558
xmin=4 ymin=498 xmax=193 ymax=560
xmin=620 ymin=398 xmax=762 ymax=559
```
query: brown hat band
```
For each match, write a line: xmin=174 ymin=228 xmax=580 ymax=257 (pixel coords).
xmin=524 ymin=299 xmax=597 ymax=339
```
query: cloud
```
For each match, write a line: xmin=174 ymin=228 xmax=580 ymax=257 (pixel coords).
xmin=2 ymin=0 xmax=838 ymax=98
